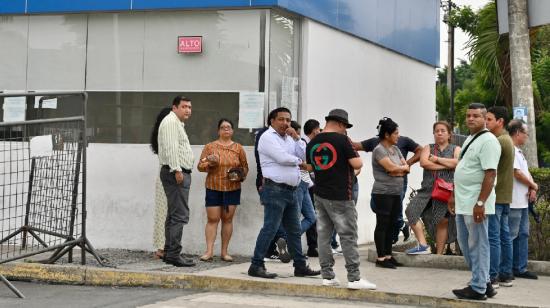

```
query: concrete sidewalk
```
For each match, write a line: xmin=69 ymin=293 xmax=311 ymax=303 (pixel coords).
xmin=1 ymin=246 xmax=548 ymax=308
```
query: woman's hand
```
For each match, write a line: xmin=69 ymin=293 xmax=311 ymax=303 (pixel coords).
xmin=207 ymin=154 xmax=219 ymax=166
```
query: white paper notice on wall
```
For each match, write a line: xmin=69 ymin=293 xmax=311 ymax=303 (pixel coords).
xmin=238 ymin=91 xmax=265 ymax=129
xmin=34 ymin=97 xmax=58 ymax=109
xmin=2 ymin=96 xmax=26 ymax=122
xmin=30 ymin=135 xmax=53 ymax=158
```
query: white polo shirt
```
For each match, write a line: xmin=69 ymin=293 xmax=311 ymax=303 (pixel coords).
xmin=511 ymin=146 xmax=530 ymax=209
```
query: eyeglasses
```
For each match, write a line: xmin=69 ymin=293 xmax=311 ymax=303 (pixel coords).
xmin=220 ymin=126 xmax=233 ymax=130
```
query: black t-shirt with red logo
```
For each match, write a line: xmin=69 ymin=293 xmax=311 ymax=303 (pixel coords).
xmin=306 ymin=132 xmax=359 ymax=201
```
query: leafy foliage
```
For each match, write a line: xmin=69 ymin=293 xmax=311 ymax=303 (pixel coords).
xmin=529 ymin=168 xmax=550 ymax=261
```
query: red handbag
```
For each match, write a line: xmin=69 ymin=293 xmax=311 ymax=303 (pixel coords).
xmin=430 ymin=144 xmax=454 ymax=203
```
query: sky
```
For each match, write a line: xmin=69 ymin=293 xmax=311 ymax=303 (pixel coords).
xmin=439 ymin=0 xmax=488 ymax=68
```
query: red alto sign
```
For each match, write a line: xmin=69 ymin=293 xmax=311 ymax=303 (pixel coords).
xmin=178 ymin=36 xmax=202 ymax=53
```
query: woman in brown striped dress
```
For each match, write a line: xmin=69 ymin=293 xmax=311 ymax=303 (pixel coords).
xmin=197 ymin=119 xmax=248 ymax=262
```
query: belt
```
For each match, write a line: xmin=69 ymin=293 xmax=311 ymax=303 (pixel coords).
xmin=162 ymin=165 xmax=192 ymax=174
xmin=264 ymin=178 xmax=296 ymax=190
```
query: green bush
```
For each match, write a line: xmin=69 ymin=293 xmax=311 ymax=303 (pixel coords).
xmin=529 ymin=168 xmax=550 ymax=261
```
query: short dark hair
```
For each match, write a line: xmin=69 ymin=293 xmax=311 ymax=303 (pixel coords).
xmin=377 ymin=117 xmax=399 ymax=139
xmin=488 ymin=106 xmax=510 ymax=127
xmin=217 ymin=118 xmax=234 ymax=129
xmin=172 ymin=95 xmax=191 ymax=107
xmin=468 ymin=102 xmax=486 ymax=110
xmin=303 ymin=119 xmax=320 ymax=135
xmin=268 ymin=107 xmax=291 ymax=123
xmin=290 ymin=120 xmax=301 ymax=131
xmin=150 ymin=107 xmax=172 ymax=154
xmin=508 ymin=119 xmax=526 ymax=136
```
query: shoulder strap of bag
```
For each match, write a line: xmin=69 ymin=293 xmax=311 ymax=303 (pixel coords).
xmin=459 ymin=130 xmax=489 ymax=159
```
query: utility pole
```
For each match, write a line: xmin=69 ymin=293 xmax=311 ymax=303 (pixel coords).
xmin=442 ymin=1 xmax=455 ymax=129
xmin=508 ymin=0 xmax=539 ymax=166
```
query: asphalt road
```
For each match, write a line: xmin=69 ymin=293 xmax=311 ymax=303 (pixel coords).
xmin=0 ymin=281 xmax=409 ymax=308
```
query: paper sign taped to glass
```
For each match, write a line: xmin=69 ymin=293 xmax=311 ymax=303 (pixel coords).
xmin=238 ymin=91 xmax=264 ymax=129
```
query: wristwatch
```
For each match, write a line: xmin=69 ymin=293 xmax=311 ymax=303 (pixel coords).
xmin=476 ymin=200 xmax=484 ymax=207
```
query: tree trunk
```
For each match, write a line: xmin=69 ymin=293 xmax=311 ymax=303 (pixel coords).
xmin=508 ymin=0 xmax=539 ymax=167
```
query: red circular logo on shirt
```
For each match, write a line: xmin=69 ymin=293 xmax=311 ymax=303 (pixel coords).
xmin=310 ymin=143 xmax=338 ymax=170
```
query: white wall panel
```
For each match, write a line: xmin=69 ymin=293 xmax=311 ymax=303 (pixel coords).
xmin=27 ymin=15 xmax=87 ymax=91
xmin=142 ymin=10 xmax=261 ymax=92
xmin=86 ymin=13 xmax=145 ymax=91
xmin=301 ymin=19 xmax=436 ymax=244
xmin=0 ymin=16 xmax=28 ymax=91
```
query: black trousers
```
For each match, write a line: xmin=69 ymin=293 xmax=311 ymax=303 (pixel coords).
xmin=160 ymin=167 xmax=191 ymax=259
xmin=305 ymin=187 xmax=317 ymax=249
xmin=372 ymin=194 xmax=401 ymax=258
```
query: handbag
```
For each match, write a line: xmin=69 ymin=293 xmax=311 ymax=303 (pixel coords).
xmin=430 ymin=144 xmax=454 ymax=203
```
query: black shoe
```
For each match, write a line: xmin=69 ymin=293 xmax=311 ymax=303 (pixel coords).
xmin=452 ymin=286 xmax=487 ymax=301
xmin=164 ymin=256 xmax=196 ymax=267
xmin=402 ymin=222 xmax=410 ymax=242
xmin=514 ymin=271 xmax=538 ymax=280
xmin=388 ymin=257 xmax=404 ymax=267
xmin=485 ymin=282 xmax=497 ymax=298
xmin=276 ymin=238 xmax=291 ymax=263
xmin=248 ymin=264 xmax=277 ymax=279
xmin=294 ymin=265 xmax=321 ymax=277
xmin=306 ymin=248 xmax=319 ymax=258
xmin=375 ymin=259 xmax=396 ymax=269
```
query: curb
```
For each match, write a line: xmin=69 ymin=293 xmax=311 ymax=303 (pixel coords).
xmin=367 ymin=247 xmax=550 ymax=276
xmin=0 ymin=262 xmax=536 ymax=308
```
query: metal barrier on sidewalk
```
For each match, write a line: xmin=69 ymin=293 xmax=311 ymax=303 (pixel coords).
xmin=0 ymin=92 xmax=105 ymax=298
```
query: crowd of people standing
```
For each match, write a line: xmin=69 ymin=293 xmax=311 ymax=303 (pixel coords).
xmin=149 ymin=96 xmax=540 ymax=297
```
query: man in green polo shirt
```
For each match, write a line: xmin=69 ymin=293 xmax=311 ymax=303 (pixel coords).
xmin=486 ymin=106 xmax=515 ymax=288
xmin=449 ymin=103 xmax=501 ymax=301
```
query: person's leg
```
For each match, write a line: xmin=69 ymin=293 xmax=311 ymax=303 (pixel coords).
xmin=352 ymin=181 xmax=359 ymax=204
xmin=499 ymin=205 xmax=513 ymax=279
xmin=409 ymin=221 xmax=428 ymax=245
xmin=435 ymin=217 xmax=449 ymax=255
xmin=220 ymin=205 xmax=237 ymax=258
xmin=203 ymin=206 xmax=222 ymax=258
xmin=455 ymin=215 xmax=471 ymax=269
xmin=392 ymin=178 xmax=407 ymax=242
xmin=516 ymin=208 xmax=530 ymax=274
xmin=299 ymin=182 xmax=316 ymax=234
xmin=153 ymin=176 xmax=167 ymax=255
xmin=465 ymin=215 xmax=489 ymax=294
xmin=306 ymin=188 xmax=318 ymax=254
xmin=281 ymin=188 xmax=307 ymax=268
xmin=314 ymin=195 xmax=336 ymax=280
xmin=161 ymin=168 xmax=191 ymax=260
xmin=488 ymin=205 xmax=503 ymax=281
xmin=251 ymin=184 xmax=286 ymax=267
xmin=385 ymin=195 xmax=400 ymax=258
xmin=509 ymin=208 xmax=521 ymax=273
xmin=331 ymin=199 xmax=361 ymax=282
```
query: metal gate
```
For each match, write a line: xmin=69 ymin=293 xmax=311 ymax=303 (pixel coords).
xmin=0 ymin=92 xmax=104 ymax=298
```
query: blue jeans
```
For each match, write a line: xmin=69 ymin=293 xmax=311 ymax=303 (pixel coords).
xmin=296 ymin=180 xmax=316 ymax=234
xmin=488 ymin=204 xmax=513 ymax=279
xmin=251 ymin=182 xmax=306 ymax=267
xmin=509 ymin=208 xmax=529 ymax=274
xmin=456 ymin=214 xmax=490 ymax=294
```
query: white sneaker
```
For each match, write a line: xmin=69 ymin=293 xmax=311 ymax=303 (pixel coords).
xmin=347 ymin=278 xmax=376 ymax=290
xmin=322 ymin=278 xmax=341 ymax=286
xmin=331 ymin=247 xmax=343 ymax=255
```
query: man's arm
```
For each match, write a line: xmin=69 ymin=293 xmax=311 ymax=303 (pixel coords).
xmin=348 ymin=157 xmax=363 ymax=170
xmin=406 ymin=145 xmax=423 ymax=166
xmin=158 ymin=119 xmax=182 ymax=173
xmin=473 ymin=169 xmax=497 ymax=223
xmin=514 ymin=169 xmax=538 ymax=191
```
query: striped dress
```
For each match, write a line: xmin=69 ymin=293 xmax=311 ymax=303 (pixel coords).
xmin=197 ymin=141 xmax=248 ymax=192
xmin=405 ymin=144 xmax=457 ymax=244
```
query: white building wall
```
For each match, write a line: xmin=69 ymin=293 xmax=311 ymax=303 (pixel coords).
xmin=300 ymin=20 xmax=437 ymax=243
xmin=86 ymin=144 xmax=263 ymax=254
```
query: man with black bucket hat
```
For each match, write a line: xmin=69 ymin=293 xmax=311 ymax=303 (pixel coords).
xmin=305 ymin=109 xmax=377 ymax=290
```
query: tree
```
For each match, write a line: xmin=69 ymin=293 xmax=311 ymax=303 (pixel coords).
xmin=508 ymin=0 xmax=538 ymax=166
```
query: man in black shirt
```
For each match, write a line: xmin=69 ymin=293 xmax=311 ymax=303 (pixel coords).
xmin=306 ymin=109 xmax=376 ymax=289
xmin=353 ymin=136 xmax=422 ymax=243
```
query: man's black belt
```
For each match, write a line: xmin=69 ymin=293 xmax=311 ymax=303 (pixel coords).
xmin=264 ymin=178 xmax=296 ymax=190
xmin=162 ymin=165 xmax=192 ymax=174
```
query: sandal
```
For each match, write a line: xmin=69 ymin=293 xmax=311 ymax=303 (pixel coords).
xmin=153 ymin=249 xmax=164 ymax=259
xmin=200 ymin=254 xmax=213 ymax=262
xmin=221 ymin=255 xmax=233 ymax=262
